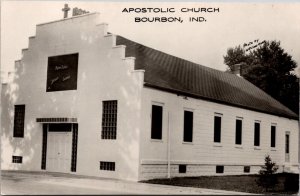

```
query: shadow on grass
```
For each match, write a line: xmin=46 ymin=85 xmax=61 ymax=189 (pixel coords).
xmin=142 ymin=173 xmax=299 ymax=195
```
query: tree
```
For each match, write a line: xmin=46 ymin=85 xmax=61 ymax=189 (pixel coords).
xmin=259 ymin=155 xmax=279 ymax=175
xmin=257 ymin=155 xmax=279 ymax=191
xmin=224 ymin=40 xmax=299 ymax=114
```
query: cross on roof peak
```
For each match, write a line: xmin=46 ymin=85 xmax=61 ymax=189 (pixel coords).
xmin=62 ymin=4 xmax=70 ymax=18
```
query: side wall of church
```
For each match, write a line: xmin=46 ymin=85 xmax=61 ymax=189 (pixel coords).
xmin=139 ymin=87 xmax=299 ymax=180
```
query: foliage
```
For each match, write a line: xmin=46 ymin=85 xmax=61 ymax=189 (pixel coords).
xmin=224 ymin=45 xmax=248 ymax=70
xmin=257 ymin=155 xmax=279 ymax=191
xmin=223 ymin=40 xmax=299 ymax=114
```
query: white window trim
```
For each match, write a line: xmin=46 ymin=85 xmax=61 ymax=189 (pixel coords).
xmin=182 ymin=141 xmax=194 ymax=145
xmin=213 ymin=143 xmax=223 ymax=147
xmin=183 ymin=107 xmax=194 ymax=112
xmin=214 ymin=112 xmax=223 ymax=117
xmin=235 ymin=145 xmax=243 ymax=149
xmin=151 ymin=139 xmax=164 ymax=143
xmin=152 ymin=101 xmax=164 ymax=107
xmin=270 ymin=147 xmax=277 ymax=151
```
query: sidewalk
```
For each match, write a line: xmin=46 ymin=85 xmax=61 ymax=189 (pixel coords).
xmin=1 ymin=170 xmax=254 ymax=195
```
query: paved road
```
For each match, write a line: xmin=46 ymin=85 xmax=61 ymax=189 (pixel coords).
xmin=1 ymin=170 xmax=253 ymax=195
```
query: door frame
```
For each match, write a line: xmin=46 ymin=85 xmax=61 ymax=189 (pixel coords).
xmin=285 ymin=131 xmax=290 ymax=163
xmin=41 ymin=123 xmax=78 ymax=172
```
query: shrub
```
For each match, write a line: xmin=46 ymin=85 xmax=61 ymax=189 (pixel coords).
xmin=257 ymin=155 xmax=279 ymax=191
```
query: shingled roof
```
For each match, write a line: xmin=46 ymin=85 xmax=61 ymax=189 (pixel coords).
xmin=116 ymin=35 xmax=298 ymax=120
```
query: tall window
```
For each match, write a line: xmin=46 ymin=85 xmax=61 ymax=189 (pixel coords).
xmin=41 ymin=124 xmax=47 ymax=170
xmin=151 ymin=104 xmax=163 ymax=139
xmin=102 ymin=100 xmax=117 ymax=139
xmin=271 ymin=125 xmax=276 ymax=147
xmin=183 ymin=110 xmax=193 ymax=142
xmin=235 ymin=119 xmax=242 ymax=145
xmin=13 ymin=105 xmax=25 ymax=138
xmin=214 ymin=115 xmax=222 ymax=143
xmin=285 ymin=132 xmax=290 ymax=162
xmin=254 ymin=122 xmax=260 ymax=146
xmin=285 ymin=133 xmax=289 ymax=154
xmin=71 ymin=124 xmax=78 ymax=172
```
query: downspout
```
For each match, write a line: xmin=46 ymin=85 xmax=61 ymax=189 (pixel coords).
xmin=167 ymin=111 xmax=171 ymax=178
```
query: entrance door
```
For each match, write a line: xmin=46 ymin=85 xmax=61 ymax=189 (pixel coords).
xmin=47 ymin=131 xmax=72 ymax=172
xmin=285 ymin=132 xmax=290 ymax=162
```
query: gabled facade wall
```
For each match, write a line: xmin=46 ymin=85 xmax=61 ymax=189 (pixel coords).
xmin=1 ymin=13 xmax=144 ymax=181
xmin=139 ymin=87 xmax=299 ymax=180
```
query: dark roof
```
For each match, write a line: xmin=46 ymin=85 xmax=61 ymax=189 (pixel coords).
xmin=116 ymin=35 xmax=298 ymax=120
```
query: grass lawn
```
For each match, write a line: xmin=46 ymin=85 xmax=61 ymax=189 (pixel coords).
xmin=143 ymin=173 xmax=299 ymax=194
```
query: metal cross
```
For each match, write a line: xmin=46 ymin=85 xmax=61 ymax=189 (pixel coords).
xmin=62 ymin=4 xmax=70 ymax=18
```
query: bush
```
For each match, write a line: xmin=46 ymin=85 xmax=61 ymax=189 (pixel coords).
xmin=256 ymin=155 xmax=278 ymax=191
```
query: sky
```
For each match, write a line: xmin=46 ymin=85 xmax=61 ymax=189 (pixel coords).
xmin=1 ymin=1 xmax=300 ymax=75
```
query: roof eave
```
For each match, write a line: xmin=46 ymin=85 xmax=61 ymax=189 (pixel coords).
xmin=144 ymin=83 xmax=299 ymax=120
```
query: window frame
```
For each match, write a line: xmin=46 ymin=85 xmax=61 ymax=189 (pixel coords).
xmin=254 ymin=121 xmax=260 ymax=147
xmin=271 ymin=124 xmax=276 ymax=148
xmin=235 ymin=117 xmax=243 ymax=145
xmin=183 ymin=109 xmax=194 ymax=143
xmin=101 ymin=100 xmax=118 ymax=140
xmin=214 ymin=113 xmax=222 ymax=143
xmin=13 ymin=104 xmax=25 ymax=138
xmin=285 ymin=132 xmax=290 ymax=154
xmin=12 ymin=156 xmax=23 ymax=164
xmin=150 ymin=102 xmax=164 ymax=140
xmin=99 ymin=161 xmax=115 ymax=171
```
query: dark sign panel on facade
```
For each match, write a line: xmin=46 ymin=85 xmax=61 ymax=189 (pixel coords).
xmin=46 ymin=53 xmax=79 ymax=92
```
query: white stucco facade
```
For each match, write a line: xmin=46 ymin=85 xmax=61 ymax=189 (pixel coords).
xmin=1 ymin=13 xmax=299 ymax=181
xmin=1 ymin=13 xmax=144 ymax=181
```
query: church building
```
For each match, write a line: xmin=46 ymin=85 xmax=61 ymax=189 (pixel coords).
xmin=1 ymin=9 xmax=299 ymax=181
